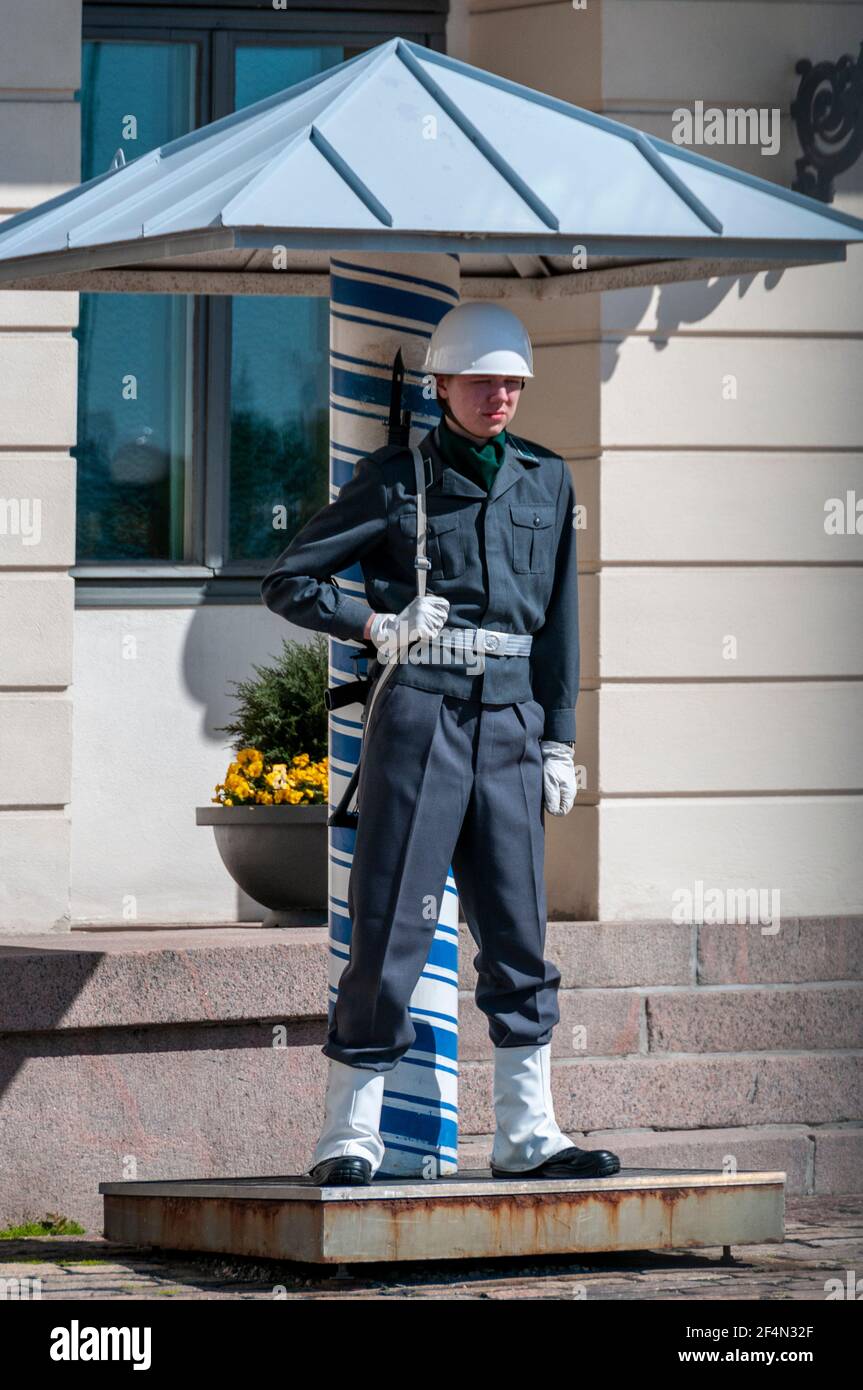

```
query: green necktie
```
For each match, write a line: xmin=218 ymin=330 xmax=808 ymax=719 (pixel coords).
xmin=436 ymin=416 xmax=508 ymax=492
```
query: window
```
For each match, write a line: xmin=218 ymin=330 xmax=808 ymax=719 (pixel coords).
xmin=74 ymin=3 xmax=446 ymax=601
xmin=226 ymin=45 xmax=348 ymax=566
xmin=75 ymin=41 xmax=196 ymax=564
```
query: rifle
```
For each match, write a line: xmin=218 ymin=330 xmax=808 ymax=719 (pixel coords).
xmin=326 ymin=352 xmax=413 ymax=826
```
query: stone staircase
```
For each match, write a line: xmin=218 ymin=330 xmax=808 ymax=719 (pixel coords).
xmin=459 ymin=917 xmax=863 ymax=1193
xmin=0 ymin=917 xmax=859 ymax=1234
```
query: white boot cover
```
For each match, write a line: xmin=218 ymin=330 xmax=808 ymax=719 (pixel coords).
xmin=491 ymin=1041 xmax=575 ymax=1172
xmin=311 ymin=1058 xmax=386 ymax=1173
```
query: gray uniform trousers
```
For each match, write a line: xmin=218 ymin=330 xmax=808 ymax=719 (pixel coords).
xmin=324 ymin=678 xmax=562 ymax=1072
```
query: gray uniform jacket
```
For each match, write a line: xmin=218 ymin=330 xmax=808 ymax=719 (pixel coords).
xmin=260 ymin=424 xmax=580 ymax=744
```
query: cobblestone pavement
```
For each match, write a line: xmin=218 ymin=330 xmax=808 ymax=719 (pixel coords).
xmin=1 ymin=1195 xmax=859 ymax=1301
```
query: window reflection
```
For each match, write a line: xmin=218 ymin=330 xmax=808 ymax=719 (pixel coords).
xmin=74 ymin=38 xmax=349 ymax=566
xmin=229 ymin=45 xmax=342 ymax=562
xmin=74 ymin=41 xmax=196 ymax=563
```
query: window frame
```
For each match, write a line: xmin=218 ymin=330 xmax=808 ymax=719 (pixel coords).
xmin=74 ymin=2 xmax=447 ymax=606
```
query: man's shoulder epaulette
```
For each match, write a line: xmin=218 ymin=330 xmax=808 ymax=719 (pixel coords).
xmin=358 ymin=441 xmax=410 ymax=471
xmin=368 ymin=439 xmax=439 ymax=469
xmin=507 ymin=433 xmax=562 ymax=465
xmin=367 ymin=442 xmax=410 ymax=465
xmin=358 ymin=439 xmax=438 ymax=491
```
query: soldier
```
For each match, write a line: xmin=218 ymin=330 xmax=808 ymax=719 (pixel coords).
xmin=261 ymin=302 xmax=620 ymax=1185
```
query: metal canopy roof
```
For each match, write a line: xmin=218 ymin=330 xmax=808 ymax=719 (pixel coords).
xmin=1 ymin=35 xmax=862 ymax=297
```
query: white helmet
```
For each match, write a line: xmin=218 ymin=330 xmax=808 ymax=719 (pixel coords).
xmin=422 ymin=302 xmax=534 ymax=378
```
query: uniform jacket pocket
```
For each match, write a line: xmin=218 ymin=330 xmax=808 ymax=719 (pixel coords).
xmin=398 ymin=509 xmax=465 ymax=579
xmin=509 ymin=502 xmax=556 ymax=573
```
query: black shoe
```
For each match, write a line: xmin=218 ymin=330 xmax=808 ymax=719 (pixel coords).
xmin=491 ymin=1145 xmax=621 ymax=1180
xmin=308 ymin=1155 xmax=374 ymax=1186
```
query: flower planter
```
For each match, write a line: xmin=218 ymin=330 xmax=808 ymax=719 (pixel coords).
xmin=196 ymin=803 xmax=328 ymax=927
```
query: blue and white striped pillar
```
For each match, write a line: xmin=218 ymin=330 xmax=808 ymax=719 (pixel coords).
xmin=327 ymin=252 xmax=461 ymax=1178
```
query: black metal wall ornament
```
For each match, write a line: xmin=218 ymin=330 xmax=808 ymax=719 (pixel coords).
xmin=791 ymin=40 xmax=863 ymax=203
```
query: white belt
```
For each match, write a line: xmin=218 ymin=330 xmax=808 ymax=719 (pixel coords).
xmin=377 ymin=625 xmax=532 ymax=663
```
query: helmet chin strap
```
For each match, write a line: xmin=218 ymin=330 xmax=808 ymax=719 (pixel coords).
xmin=442 ymin=399 xmax=485 ymax=441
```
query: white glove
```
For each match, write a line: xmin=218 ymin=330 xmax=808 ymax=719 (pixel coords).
xmin=369 ymin=595 xmax=450 ymax=652
xmin=540 ymin=740 xmax=577 ymax=815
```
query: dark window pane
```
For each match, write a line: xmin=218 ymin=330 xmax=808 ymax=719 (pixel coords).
xmin=80 ymin=40 xmax=196 ymax=180
xmin=229 ymin=45 xmax=343 ymax=563
xmin=234 ymin=44 xmax=344 ymax=109
xmin=74 ymin=41 xmax=196 ymax=562
xmin=74 ymin=294 xmax=193 ymax=562
xmin=229 ymin=296 xmax=329 ymax=561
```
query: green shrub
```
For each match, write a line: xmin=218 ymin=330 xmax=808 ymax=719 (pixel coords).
xmin=215 ymin=633 xmax=329 ymax=765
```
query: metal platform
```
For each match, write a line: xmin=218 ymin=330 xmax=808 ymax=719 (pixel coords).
xmin=100 ymin=1168 xmax=786 ymax=1265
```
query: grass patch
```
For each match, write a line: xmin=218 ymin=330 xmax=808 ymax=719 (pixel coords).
xmin=0 ymin=1215 xmax=86 ymax=1239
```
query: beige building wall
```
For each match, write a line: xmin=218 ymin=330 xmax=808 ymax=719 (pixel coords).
xmin=0 ymin=1 xmax=860 ymax=929
xmin=460 ymin=0 xmax=863 ymax=919
xmin=0 ymin=1 xmax=81 ymax=932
